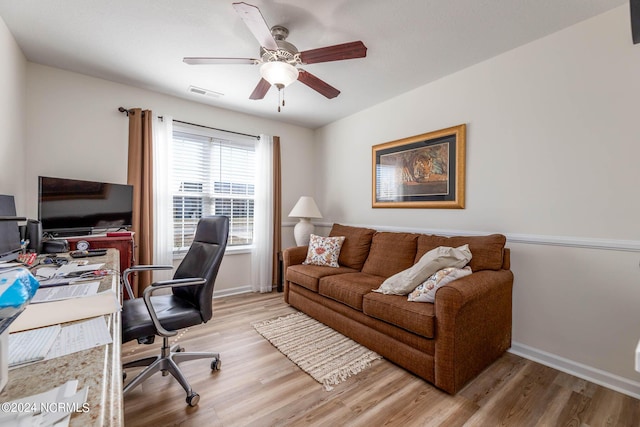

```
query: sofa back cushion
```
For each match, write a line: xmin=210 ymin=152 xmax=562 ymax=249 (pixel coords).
xmin=361 ymin=232 xmax=419 ymax=277
xmin=329 ymin=224 xmax=376 ymax=270
xmin=415 ymin=234 xmax=506 ymax=271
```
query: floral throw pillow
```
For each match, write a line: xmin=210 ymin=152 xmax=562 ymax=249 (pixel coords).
xmin=408 ymin=266 xmax=473 ymax=303
xmin=303 ymin=234 xmax=346 ymax=268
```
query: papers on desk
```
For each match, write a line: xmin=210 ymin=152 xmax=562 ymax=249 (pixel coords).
xmin=8 ymin=325 xmax=61 ymax=367
xmin=9 ymin=290 xmax=120 ymax=333
xmin=0 ymin=262 xmax=22 ymax=270
xmin=0 ymin=380 xmax=88 ymax=427
xmin=52 ymin=263 xmax=104 ymax=277
xmin=31 ymin=282 xmax=100 ymax=304
xmin=33 ymin=267 xmax=59 ymax=280
xmin=36 ymin=264 xmax=105 ymax=279
xmin=35 ymin=264 xmax=105 ymax=288
xmin=8 ymin=317 xmax=112 ymax=368
xmin=45 ymin=317 xmax=112 ymax=360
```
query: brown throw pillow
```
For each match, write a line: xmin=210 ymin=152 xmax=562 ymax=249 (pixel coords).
xmin=329 ymin=224 xmax=376 ymax=270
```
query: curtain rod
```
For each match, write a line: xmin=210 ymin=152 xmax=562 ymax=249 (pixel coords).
xmin=118 ymin=107 xmax=259 ymax=139
xmin=169 ymin=119 xmax=259 ymax=139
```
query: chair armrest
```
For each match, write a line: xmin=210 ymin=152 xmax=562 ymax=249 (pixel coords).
xmin=122 ymin=265 xmax=173 ymax=299
xmin=434 ymin=269 xmax=514 ymax=393
xmin=141 ymin=277 xmax=206 ymax=337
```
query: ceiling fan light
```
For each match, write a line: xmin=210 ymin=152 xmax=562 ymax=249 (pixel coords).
xmin=260 ymin=61 xmax=299 ymax=88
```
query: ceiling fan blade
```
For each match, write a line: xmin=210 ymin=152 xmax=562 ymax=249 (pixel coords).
xmin=249 ymin=78 xmax=271 ymax=100
xmin=232 ymin=2 xmax=278 ymax=51
xmin=183 ymin=57 xmax=258 ymax=65
xmin=632 ymin=0 xmax=640 ymax=44
xmin=297 ymin=70 xmax=340 ymax=99
xmin=299 ymin=41 xmax=367 ymax=64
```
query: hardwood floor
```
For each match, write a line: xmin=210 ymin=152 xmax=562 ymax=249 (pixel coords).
xmin=123 ymin=293 xmax=640 ymax=426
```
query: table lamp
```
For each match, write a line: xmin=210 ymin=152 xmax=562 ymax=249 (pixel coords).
xmin=288 ymin=196 xmax=322 ymax=246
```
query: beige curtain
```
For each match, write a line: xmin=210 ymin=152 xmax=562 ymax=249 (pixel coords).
xmin=127 ymin=108 xmax=154 ymax=295
xmin=271 ymin=136 xmax=282 ymax=287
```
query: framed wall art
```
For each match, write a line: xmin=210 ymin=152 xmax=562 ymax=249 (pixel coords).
xmin=372 ymin=124 xmax=466 ymax=209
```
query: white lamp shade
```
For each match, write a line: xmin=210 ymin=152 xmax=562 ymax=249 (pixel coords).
xmin=260 ymin=61 xmax=299 ymax=88
xmin=288 ymin=196 xmax=322 ymax=219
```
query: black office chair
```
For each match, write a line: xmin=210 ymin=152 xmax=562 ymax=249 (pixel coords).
xmin=121 ymin=216 xmax=229 ymax=406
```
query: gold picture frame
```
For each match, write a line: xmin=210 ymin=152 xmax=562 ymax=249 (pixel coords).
xmin=372 ymin=124 xmax=466 ymax=209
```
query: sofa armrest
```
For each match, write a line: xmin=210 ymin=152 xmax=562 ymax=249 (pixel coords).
xmin=434 ymin=269 xmax=514 ymax=393
xmin=282 ymin=246 xmax=308 ymax=302
xmin=283 ymin=246 xmax=308 ymax=268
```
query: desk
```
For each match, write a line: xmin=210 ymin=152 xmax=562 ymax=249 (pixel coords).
xmin=0 ymin=249 xmax=123 ymax=426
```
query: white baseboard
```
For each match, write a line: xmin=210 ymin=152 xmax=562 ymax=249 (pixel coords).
xmin=509 ymin=341 xmax=640 ymax=399
xmin=213 ymin=285 xmax=252 ymax=299
xmin=213 ymin=285 xmax=279 ymax=299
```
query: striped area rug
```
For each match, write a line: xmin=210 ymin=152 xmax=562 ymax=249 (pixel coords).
xmin=252 ymin=312 xmax=382 ymax=391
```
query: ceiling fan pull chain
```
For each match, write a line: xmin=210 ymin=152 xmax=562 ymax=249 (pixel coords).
xmin=277 ymin=87 xmax=286 ymax=112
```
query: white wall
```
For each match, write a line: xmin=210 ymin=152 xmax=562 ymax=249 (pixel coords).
xmin=25 ymin=63 xmax=316 ymax=293
xmin=315 ymin=6 xmax=640 ymax=395
xmin=0 ymin=16 xmax=26 ymax=212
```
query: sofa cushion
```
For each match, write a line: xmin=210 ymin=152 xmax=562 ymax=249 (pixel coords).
xmin=303 ymin=234 xmax=345 ymax=267
xmin=329 ymin=224 xmax=376 ymax=270
xmin=373 ymin=244 xmax=472 ymax=295
xmin=319 ymin=272 xmax=385 ymax=311
xmin=363 ymin=292 xmax=436 ymax=339
xmin=361 ymin=232 xmax=419 ymax=277
xmin=416 ymin=234 xmax=506 ymax=271
xmin=286 ymin=264 xmax=358 ymax=293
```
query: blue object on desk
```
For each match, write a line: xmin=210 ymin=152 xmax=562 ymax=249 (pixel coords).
xmin=0 ymin=267 xmax=40 ymax=320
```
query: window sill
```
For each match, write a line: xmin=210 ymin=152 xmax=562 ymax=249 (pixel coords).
xmin=173 ymin=245 xmax=253 ymax=261
xmin=225 ymin=245 xmax=253 ymax=255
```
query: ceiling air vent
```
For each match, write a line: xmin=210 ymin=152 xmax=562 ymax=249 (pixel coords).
xmin=188 ymin=86 xmax=223 ymax=98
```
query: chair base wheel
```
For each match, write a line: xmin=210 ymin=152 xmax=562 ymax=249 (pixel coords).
xmin=186 ymin=392 xmax=200 ymax=407
xmin=211 ymin=358 xmax=222 ymax=371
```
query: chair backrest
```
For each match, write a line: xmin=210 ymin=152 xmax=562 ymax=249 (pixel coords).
xmin=172 ymin=216 xmax=229 ymax=323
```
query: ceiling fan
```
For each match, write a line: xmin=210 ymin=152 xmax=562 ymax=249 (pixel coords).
xmin=183 ymin=2 xmax=367 ymax=110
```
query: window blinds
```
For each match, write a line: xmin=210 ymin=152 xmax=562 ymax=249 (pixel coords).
xmin=172 ymin=127 xmax=256 ymax=251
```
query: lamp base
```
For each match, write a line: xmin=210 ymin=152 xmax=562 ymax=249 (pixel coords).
xmin=293 ymin=218 xmax=315 ymax=246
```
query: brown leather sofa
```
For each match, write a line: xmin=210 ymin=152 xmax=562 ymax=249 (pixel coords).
xmin=283 ymin=224 xmax=514 ymax=394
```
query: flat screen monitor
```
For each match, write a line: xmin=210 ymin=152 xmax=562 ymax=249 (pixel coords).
xmin=38 ymin=176 xmax=134 ymax=237
xmin=0 ymin=195 xmax=22 ymax=262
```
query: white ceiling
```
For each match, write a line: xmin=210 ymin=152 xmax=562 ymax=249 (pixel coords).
xmin=0 ymin=0 xmax=627 ymax=129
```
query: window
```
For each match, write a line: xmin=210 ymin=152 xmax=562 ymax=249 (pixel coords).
xmin=172 ymin=125 xmax=256 ymax=253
